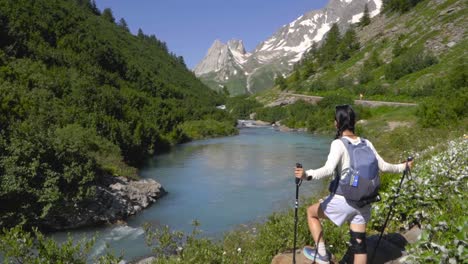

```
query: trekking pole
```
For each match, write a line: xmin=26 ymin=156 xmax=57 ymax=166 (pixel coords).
xmin=370 ymin=156 xmax=413 ymax=263
xmin=293 ymin=163 xmax=303 ymax=264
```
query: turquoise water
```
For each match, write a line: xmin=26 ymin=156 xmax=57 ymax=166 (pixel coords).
xmin=52 ymin=127 xmax=331 ymax=262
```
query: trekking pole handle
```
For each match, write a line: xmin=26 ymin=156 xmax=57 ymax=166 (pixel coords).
xmin=406 ymin=156 xmax=414 ymax=170
xmin=295 ymin=163 xmax=303 ymax=185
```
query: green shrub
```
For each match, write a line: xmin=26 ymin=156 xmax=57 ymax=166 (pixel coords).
xmin=417 ymin=97 xmax=458 ymax=128
xmin=317 ymin=95 xmax=354 ymax=109
xmin=225 ymin=95 xmax=263 ymax=120
xmin=255 ymin=106 xmax=287 ymax=123
xmin=0 ymin=226 xmax=122 ymax=263
xmin=178 ymin=120 xmax=238 ymax=140
xmin=308 ymin=79 xmax=329 ymax=92
xmin=385 ymin=49 xmax=437 ymax=81
xmin=384 ymin=0 xmax=425 ymax=13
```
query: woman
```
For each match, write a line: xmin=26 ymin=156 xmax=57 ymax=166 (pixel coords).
xmin=294 ymin=104 xmax=413 ymax=264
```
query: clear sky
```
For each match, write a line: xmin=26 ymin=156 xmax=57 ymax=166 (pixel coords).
xmin=94 ymin=0 xmax=329 ymax=69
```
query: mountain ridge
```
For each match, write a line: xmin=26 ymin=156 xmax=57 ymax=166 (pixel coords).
xmin=195 ymin=0 xmax=382 ymax=95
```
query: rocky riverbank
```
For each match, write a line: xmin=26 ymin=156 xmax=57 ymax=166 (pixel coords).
xmin=41 ymin=176 xmax=166 ymax=231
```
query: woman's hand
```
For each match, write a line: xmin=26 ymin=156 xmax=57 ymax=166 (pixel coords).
xmin=406 ymin=159 xmax=414 ymax=169
xmin=295 ymin=167 xmax=306 ymax=179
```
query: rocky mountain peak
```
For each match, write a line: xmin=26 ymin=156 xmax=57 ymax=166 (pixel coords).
xmin=195 ymin=0 xmax=383 ymax=94
xmin=227 ymin=39 xmax=247 ymax=54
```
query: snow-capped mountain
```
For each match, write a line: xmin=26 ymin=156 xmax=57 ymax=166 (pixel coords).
xmin=194 ymin=0 xmax=383 ymax=95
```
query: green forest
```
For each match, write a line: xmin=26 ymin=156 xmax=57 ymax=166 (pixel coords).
xmin=0 ymin=0 xmax=236 ymax=230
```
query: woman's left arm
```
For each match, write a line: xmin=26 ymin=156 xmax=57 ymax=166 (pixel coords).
xmin=368 ymin=141 xmax=406 ymax=173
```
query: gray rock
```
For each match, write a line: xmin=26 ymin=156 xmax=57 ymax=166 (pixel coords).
xmin=447 ymin=41 xmax=456 ymax=47
xmin=133 ymin=257 xmax=156 ymax=264
xmin=40 ymin=176 xmax=166 ymax=231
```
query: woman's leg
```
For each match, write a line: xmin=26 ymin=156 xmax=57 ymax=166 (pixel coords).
xmin=307 ymin=202 xmax=327 ymax=244
xmin=349 ymin=223 xmax=367 ymax=264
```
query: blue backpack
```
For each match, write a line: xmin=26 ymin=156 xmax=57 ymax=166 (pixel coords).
xmin=329 ymin=138 xmax=380 ymax=204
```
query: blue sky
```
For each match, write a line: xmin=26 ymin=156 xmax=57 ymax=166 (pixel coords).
xmin=94 ymin=0 xmax=329 ymax=69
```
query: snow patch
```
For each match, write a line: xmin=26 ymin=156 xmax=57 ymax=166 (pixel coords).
xmin=313 ymin=13 xmax=321 ymax=21
xmin=341 ymin=0 xmax=352 ymax=3
xmin=312 ymin=22 xmax=331 ymax=42
xmin=282 ymin=34 xmax=314 ymax=54
xmin=299 ymin=19 xmax=315 ymax=27
xmin=371 ymin=0 xmax=383 ymax=17
xmin=290 ymin=52 xmax=304 ymax=63
xmin=259 ymin=37 xmax=277 ymax=52
xmin=350 ymin=12 xmax=364 ymax=24
xmin=230 ymin=48 xmax=250 ymax=65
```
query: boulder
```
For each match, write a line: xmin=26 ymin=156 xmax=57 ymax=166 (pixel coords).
xmin=40 ymin=176 xmax=167 ymax=231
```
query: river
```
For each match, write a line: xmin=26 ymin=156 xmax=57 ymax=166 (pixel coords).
xmin=51 ymin=126 xmax=331 ymax=262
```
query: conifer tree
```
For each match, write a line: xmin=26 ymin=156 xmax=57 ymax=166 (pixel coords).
xmin=102 ymin=8 xmax=115 ymax=23
xmin=360 ymin=4 xmax=371 ymax=27
xmin=338 ymin=27 xmax=359 ymax=61
xmin=118 ymin=18 xmax=129 ymax=32
xmin=318 ymin=23 xmax=341 ymax=66
xmin=137 ymin=28 xmax=145 ymax=38
xmin=275 ymin=74 xmax=287 ymax=90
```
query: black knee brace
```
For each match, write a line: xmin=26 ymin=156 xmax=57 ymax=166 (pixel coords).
xmin=349 ymin=230 xmax=367 ymax=254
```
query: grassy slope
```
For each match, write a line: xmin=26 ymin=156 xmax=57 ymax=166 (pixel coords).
xmin=261 ymin=0 xmax=467 ymax=103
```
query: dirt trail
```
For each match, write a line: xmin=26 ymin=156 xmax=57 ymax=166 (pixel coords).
xmin=275 ymin=93 xmax=418 ymax=108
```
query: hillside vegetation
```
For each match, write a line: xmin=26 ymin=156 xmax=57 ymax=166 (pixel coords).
xmin=0 ymin=0 xmax=466 ymax=263
xmin=0 ymin=0 xmax=235 ymax=229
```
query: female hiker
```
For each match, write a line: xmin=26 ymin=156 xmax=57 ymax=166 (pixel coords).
xmin=294 ymin=104 xmax=413 ymax=264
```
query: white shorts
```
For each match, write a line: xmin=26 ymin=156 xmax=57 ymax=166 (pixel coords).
xmin=320 ymin=194 xmax=371 ymax=226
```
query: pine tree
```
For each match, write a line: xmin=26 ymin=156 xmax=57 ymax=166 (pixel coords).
xmin=360 ymin=4 xmax=371 ymax=27
xmin=318 ymin=23 xmax=341 ymax=66
xmin=338 ymin=27 xmax=359 ymax=61
xmin=137 ymin=28 xmax=145 ymax=38
xmin=102 ymin=8 xmax=115 ymax=23
xmin=275 ymin=74 xmax=287 ymax=90
xmin=118 ymin=18 xmax=129 ymax=32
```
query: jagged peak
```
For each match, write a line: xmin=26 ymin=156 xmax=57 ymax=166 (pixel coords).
xmin=227 ymin=39 xmax=246 ymax=54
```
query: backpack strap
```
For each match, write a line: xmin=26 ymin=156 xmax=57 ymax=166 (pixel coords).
xmin=329 ymin=138 xmax=351 ymax=194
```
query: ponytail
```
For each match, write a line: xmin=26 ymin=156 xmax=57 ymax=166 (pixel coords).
xmin=334 ymin=105 xmax=356 ymax=139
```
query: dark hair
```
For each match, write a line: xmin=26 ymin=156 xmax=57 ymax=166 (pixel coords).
xmin=334 ymin=104 xmax=356 ymax=139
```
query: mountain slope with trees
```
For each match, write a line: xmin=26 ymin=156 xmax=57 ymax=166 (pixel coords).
xmin=256 ymin=0 xmax=466 ymax=131
xmin=0 ymin=0 xmax=235 ymax=229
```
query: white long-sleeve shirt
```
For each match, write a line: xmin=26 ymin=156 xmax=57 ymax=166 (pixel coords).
xmin=305 ymin=136 xmax=405 ymax=180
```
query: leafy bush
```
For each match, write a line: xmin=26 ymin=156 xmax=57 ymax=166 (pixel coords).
xmin=417 ymin=61 xmax=467 ymax=127
xmin=385 ymin=49 xmax=438 ymax=80
xmin=370 ymin=139 xmax=468 ymax=263
xmin=384 ymin=0 xmax=425 ymax=13
xmin=317 ymin=95 xmax=354 ymax=109
xmin=0 ymin=226 xmax=122 ymax=263
xmin=225 ymin=95 xmax=263 ymax=120
xmin=308 ymin=79 xmax=329 ymax=92
xmin=178 ymin=120 xmax=238 ymax=140
xmin=255 ymin=106 xmax=287 ymax=123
